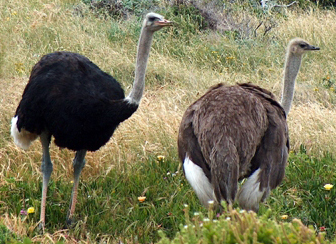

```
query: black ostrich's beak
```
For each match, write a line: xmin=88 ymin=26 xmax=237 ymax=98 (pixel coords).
xmin=157 ymin=19 xmax=174 ymax=26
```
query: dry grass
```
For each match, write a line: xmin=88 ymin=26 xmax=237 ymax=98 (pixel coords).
xmin=1 ymin=0 xmax=336 ymax=180
xmin=288 ymin=103 xmax=336 ymax=155
xmin=1 ymin=0 xmax=336 ymax=241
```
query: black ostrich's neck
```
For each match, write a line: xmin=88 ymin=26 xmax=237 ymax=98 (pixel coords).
xmin=126 ymin=27 xmax=155 ymax=105
xmin=113 ymin=100 xmax=139 ymax=123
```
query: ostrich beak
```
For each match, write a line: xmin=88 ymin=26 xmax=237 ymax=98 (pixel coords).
xmin=307 ymin=45 xmax=320 ymax=51
xmin=157 ymin=19 xmax=173 ymax=26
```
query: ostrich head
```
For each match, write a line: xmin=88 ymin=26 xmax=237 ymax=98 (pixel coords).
xmin=143 ymin=12 xmax=173 ymax=32
xmin=125 ymin=12 xmax=172 ymax=105
xmin=288 ymin=38 xmax=320 ymax=56
xmin=281 ymin=38 xmax=320 ymax=115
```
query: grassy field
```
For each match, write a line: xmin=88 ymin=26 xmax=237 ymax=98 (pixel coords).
xmin=1 ymin=0 xmax=336 ymax=243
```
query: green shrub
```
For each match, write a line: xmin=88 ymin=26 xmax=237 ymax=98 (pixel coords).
xmin=281 ymin=0 xmax=335 ymax=8
xmin=0 ymin=224 xmax=16 ymax=244
xmin=82 ymin=0 xmax=162 ymax=19
xmin=157 ymin=203 xmax=334 ymax=244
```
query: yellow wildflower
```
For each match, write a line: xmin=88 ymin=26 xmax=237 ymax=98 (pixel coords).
xmin=324 ymin=184 xmax=333 ymax=190
xmin=157 ymin=155 xmax=165 ymax=161
xmin=138 ymin=196 xmax=146 ymax=202
xmin=27 ymin=207 xmax=35 ymax=214
xmin=314 ymin=87 xmax=319 ymax=92
xmin=15 ymin=63 xmax=25 ymax=74
xmin=281 ymin=215 xmax=288 ymax=220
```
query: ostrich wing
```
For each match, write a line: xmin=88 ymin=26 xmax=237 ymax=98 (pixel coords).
xmin=178 ymin=108 xmax=211 ymax=180
xmin=235 ymin=83 xmax=289 ymax=211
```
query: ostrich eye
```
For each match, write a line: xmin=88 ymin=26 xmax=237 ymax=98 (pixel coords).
xmin=299 ymin=43 xmax=307 ymax=48
xmin=148 ymin=17 xmax=157 ymax=22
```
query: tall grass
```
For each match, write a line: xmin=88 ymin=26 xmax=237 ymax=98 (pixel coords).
xmin=1 ymin=0 xmax=336 ymax=242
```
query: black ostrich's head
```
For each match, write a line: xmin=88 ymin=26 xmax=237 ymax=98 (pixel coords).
xmin=143 ymin=12 xmax=173 ymax=32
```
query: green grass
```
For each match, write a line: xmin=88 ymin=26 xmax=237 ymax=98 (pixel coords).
xmin=0 ymin=224 xmax=17 ymax=243
xmin=263 ymin=148 xmax=336 ymax=239
xmin=1 ymin=150 xmax=336 ymax=242
xmin=1 ymin=0 xmax=336 ymax=243
xmin=0 ymin=155 xmax=207 ymax=243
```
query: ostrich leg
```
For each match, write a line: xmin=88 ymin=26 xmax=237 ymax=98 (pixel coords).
xmin=39 ymin=132 xmax=53 ymax=230
xmin=66 ymin=149 xmax=87 ymax=225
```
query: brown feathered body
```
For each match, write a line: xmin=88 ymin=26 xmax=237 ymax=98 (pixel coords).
xmin=178 ymin=83 xmax=288 ymax=211
xmin=178 ymin=38 xmax=319 ymax=212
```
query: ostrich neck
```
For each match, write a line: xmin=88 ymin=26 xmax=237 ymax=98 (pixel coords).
xmin=280 ymin=53 xmax=302 ymax=116
xmin=126 ymin=28 xmax=154 ymax=105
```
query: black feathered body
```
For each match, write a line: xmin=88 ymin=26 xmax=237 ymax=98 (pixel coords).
xmin=15 ymin=51 xmax=138 ymax=151
xmin=178 ymin=83 xmax=289 ymax=207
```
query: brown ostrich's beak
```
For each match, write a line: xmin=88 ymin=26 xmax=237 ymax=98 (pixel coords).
xmin=306 ymin=45 xmax=320 ymax=51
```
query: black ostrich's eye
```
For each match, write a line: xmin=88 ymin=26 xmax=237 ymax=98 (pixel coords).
xmin=148 ymin=17 xmax=157 ymax=22
xmin=299 ymin=43 xmax=307 ymax=48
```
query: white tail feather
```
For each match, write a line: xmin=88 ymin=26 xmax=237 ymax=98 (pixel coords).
xmin=11 ymin=116 xmax=38 ymax=150
xmin=237 ymin=168 xmax=269 ymax=212
xmin=183 ymin=156 xmax=215 ymax=208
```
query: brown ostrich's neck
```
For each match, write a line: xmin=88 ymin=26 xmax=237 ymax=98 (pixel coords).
xmin=281 ymin=53 xmax=302 ymax=115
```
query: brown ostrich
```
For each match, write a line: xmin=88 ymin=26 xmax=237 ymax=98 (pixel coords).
xmin=178 ymin=38 xmax=319 ymax=212
xmin=11 ymin=13 xmax=172 ymax=228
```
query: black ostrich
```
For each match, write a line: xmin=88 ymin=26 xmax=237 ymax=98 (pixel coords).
xmin=11 ymin=12 xmax=172 ymax=228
